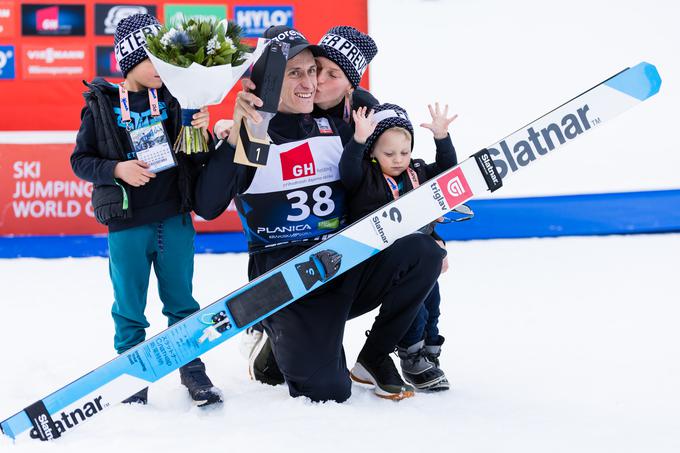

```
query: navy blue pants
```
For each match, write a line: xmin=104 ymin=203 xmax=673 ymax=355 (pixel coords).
xmin=248 ymin=234 xmax=445 ymax=402
xmin=398 ymin=282 xmax=442 ymax=348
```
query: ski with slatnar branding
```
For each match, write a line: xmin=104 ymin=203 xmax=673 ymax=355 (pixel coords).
xmin=0 ymin=62 xmax=661 ymax=442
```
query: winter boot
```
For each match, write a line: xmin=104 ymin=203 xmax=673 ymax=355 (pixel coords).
xmin=122 ymin=387 xmax=148 ymax=405
xmin=179 ymin=358 xmax=223 ymax=407
xmin=397 ymin=340 xmax=449 ymax=392
xmin=248 ymin=331 xmax=285 ymax=386
xmin=423 ymin=335 xmax=451 ymax=391
xmin=350 ymin=351 xmax=415 ymax=400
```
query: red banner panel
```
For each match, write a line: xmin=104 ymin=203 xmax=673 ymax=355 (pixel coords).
xmin=0 ymin=143 xmax=242 ymax=236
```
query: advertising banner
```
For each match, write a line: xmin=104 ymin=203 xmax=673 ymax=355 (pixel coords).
xmin=0 ymin=144 xmax=242 ymax=236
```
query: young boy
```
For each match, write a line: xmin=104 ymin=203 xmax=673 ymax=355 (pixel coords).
xmin=70 ymin=13 xmax=220 ymax=406
xmin=340 ymin=102 xmax=458 ymax=392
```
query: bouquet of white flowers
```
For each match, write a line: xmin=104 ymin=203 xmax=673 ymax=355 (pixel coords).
xmin=145 ymin=18 xmax=266 ymax=154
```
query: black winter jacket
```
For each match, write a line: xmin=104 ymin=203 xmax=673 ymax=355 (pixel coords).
xmin=71 ymin=78 xmax=210 ymax=231
xmin=339 ymin=135 xmax=458 ymax=225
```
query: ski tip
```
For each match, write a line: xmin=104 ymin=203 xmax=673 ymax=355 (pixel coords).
xmin=605 ymin=62 xmax=662 ymax=101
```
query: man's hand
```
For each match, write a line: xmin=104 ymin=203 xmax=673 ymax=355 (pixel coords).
xmin=114 ymin=160 xmax=156 ymax=187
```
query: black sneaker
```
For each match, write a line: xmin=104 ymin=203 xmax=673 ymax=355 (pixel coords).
xmin=121 ymin=387 xmax=148 ymax=405
xmin=350 ymin=353 xmax=415 ymax=400
xmin=249 ymin=332 xmax=285 ymax=386
xmin=397 ymin=340 xmax=449 ymax=392
xmin=179 ymin=358 xmax=223 ymax=407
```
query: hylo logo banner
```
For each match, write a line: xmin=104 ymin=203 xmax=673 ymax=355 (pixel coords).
xmin=234 ymin=6 xmax=294 ymax=37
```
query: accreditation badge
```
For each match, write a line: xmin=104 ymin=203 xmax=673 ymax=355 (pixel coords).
xmin=128 ymin=122 xmax=177 ymax=173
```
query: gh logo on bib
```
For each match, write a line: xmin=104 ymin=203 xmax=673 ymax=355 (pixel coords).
xmin=280 ymin=142 xmax=316 ymax=181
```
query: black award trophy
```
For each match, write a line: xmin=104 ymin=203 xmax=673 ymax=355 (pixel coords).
xmin=234 ymin=40 xmax=289 ymax=167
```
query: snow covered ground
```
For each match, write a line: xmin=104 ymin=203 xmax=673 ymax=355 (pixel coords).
xmin=1 ymin=234 xmax=679 ymax=452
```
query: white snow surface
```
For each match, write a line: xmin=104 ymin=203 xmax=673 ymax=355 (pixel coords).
xmin=1 ymin=234 xmax=679 ymax=452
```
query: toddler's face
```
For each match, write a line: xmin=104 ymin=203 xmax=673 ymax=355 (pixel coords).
xmin=371 ymin=128 xmax=412 ymax=177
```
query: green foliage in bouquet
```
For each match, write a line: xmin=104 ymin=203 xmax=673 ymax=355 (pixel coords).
xmin=146 ymin=18 xmax=251 ymax=68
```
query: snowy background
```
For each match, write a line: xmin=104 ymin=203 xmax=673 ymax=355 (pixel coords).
xmin=1 ymin=235 xmax=679 ymax=452
xmin=2 ymin=0 xmax=680 ymax=450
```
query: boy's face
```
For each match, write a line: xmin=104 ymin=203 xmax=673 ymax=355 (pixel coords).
xmin=126 ymin=59 xmax=162 ymax=90
xmin=371 ymin=128 xmax=412 ymax=177
xmin=279 ymin=49 xmax=317 ymax=114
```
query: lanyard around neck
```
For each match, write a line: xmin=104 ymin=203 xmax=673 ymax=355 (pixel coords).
xmin=118 ymin=83 xmax=160 ymax=130
xmin=383 ymin=167 xmax=419 ymax=200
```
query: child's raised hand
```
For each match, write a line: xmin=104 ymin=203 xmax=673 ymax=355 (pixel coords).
xmin=420 ymin=102 xmax=458 ymax=140
xmin=352 ymin=106 xmax=376 ymax=144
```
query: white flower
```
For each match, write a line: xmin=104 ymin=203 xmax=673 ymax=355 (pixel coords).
xmin=206 ymin=36 xmax=221 ymax=55
xmin=160 ymin=28 xmax=178 ymax=48
xmin=223 ymin=37 xmax=234 ymax=48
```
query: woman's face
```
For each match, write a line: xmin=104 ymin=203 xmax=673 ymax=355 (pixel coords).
xmin=279 ymin=49 xmax=317 ymax=114
xmin=314 ymin=56 xmax=352 ymax=109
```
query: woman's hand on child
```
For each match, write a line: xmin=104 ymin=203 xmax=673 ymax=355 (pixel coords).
xmin=420 ymin=102 xmax=458 ymax=140
xmin=352 ymin=106 xmax=376 ymax=144
xmin=191 ymin=106 xmax=210 ymax=141
xmin=114 ymin=160 xmax=156 ymax=187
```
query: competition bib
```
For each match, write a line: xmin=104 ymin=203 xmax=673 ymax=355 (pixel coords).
xmin=236 ymin=134 xmax=346 ymax=250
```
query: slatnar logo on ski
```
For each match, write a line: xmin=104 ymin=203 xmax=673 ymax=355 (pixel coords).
xmin=29 ymin=395 xmax=107 ymax=440
xmin=489 ymin=104 xmax=593 ymax=179
xmin=371 ymin=215 xmax=389 ymax=244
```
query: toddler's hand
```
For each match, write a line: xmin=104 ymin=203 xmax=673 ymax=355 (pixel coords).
xmin=420 ymin=102 xmax=458 ymax=140
xmin=353 ymin=106 xmax=376 ymax=144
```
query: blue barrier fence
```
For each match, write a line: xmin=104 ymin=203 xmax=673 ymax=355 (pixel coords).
xmin=2 ymin=189 xmax=679 ymax=258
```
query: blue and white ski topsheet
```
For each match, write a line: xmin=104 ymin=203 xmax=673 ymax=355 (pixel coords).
xmin=0 ymin=62 xmax=661 ymax=442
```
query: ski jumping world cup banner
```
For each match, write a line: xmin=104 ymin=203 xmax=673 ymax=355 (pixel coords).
xmin=0 ymin=0 xmax=369 ymax=236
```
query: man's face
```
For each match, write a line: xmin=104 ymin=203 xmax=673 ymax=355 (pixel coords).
xmin=278 ymin=49 xmax=317 ymax=114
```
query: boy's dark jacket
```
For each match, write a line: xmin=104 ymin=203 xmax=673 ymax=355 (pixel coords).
xmin=71 ymin=77 xmax=210 ymax=232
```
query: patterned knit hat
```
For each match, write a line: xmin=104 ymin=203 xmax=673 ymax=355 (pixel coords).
xmin=365 ymin=103 xmax=414 ymax=152
xmin=318 ymin=26 xmax=377 ymax=88
xmin=114 ymin=13 xmax=161 ymax=77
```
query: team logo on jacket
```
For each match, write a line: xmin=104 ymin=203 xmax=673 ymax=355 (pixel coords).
xmin=432 ymin=168 xmax=472 ymax=211
xmin=280 ymin=142 xmax=316 ymax=181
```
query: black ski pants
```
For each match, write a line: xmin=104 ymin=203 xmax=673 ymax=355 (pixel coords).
xmin=248 ymin=233 xmax=445 ymax=402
